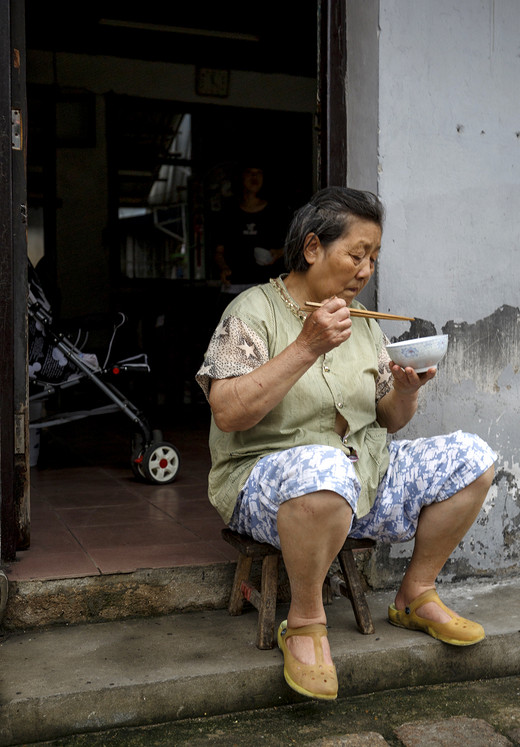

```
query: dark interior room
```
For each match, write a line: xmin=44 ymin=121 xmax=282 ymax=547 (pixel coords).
xmin=13 ymin=1 xmax=319 ymax=582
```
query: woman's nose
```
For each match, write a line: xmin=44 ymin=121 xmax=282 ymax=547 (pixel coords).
xmin=356 ymin=257 xmax=374 ymax=277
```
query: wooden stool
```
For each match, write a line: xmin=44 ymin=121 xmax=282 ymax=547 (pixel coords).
xmin=222 ymin=528 xmax=375 ymax=649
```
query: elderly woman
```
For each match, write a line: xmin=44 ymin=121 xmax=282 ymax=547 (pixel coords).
xmin=196 ymin=186 xmax=496 ymax=701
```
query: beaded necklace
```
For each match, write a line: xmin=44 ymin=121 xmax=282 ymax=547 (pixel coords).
xmin=269 ymin=276 xmax=309 ymax=322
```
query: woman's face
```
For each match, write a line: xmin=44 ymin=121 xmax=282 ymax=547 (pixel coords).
xmin=305 ymin=217 xmax=381 ymax=304
xmin=242 ymin=167 xmax=263 ymax=194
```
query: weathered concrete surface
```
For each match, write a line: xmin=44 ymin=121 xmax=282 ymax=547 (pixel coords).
xmin=2 ymin=563 xmax=236 ymax=631
xmin=1 ymin=579 xmax=519 ymax=746
xmin=310 ymin=735 xmax=389 ymax=746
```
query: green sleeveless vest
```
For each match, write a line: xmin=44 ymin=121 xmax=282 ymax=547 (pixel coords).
xmin=208 ymin=282 xmax=390 ymax=523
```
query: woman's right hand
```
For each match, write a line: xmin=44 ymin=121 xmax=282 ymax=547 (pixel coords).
xmin=297 ymin=296 xmax=352 ymax=357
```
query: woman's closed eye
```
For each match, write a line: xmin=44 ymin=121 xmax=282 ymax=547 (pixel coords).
xmin=350 ymin=253 xmax=377 ymax=266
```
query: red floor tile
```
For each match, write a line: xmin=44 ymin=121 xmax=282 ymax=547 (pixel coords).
xmin=13 ymin=414 xmax=229 ymax=581
xmin=54 ymin=503 xmax=178 ymax=528
xmin=71 ymin=520 xmax=201 ymax=550
xmin=148 ymin=495 xmax=219 ymax=521
xmin=179 ymin=517 xmax=228 ymax=542
xmin=5 ymin=551 xmax=100 ymax=581
xmin=27 ymin=523 xmax=83 ymax=552
xmin=42 ymin=490 xmax=150 ymax=509
xmin=89 ymin=542 xmax=231 ymax=574
xmin=206 ymin=539 xmax=239 ymax=562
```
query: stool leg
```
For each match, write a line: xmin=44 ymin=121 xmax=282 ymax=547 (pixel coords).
xmin=256 ymin=553 xmax=279 ymax=649
xmin=228 ymin=554 xmax=253 ymax=616
xmin=338 ymin=549 xmax=375 ymax=635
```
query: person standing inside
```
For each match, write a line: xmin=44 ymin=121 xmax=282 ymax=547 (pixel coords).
xmin=214 ymin=162 xmax=288 ymax=300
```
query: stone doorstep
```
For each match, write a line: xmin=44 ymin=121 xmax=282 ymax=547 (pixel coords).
xmin=2 ymin=557 xmax=519 ymax=638
xmin=2 ymin=563 xmax=237 ymax=631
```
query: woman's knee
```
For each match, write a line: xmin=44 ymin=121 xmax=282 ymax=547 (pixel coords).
xmin=483 ymin=463 xmax=495 ymax=482
xmin=280 ymin=490 xmax=352 ymax=524
xmin=448 ymin=464 xmax=495 ymax=515
xmin=473 ymin=464 xmax=495 ymax=495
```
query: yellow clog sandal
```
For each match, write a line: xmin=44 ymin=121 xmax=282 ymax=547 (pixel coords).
xmin=277 ymin=620 xmax=338 ymax=700
xmin=388 ymin=588 xmax=485 ymax=646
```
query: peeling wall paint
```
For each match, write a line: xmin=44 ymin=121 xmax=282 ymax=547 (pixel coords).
xmin=370 ymin=305 xmax=520 ymax=588
xmin=443 ymin=306 xmax=520 ymax=393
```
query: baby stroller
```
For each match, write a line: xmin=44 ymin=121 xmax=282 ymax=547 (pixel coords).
xmin=28 ymin=261 xmax=180 ymax=484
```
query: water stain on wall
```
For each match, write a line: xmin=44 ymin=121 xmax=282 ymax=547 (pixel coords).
xmin=443 ymin=305 xmax=520 ymax=390
xmin=368 ymin=305 xmax=520 ymax=588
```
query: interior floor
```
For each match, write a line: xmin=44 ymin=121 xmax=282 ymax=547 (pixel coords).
xmin=6 ymin=407 xmax=235 ymax=582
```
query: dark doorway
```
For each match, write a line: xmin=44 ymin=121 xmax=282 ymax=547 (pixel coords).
xmin=3 ymin=2 xmax=322 ymax=565
xmin=106 ymin=95 xmax=314 ymax=417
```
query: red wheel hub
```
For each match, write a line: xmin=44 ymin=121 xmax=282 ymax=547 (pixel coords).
xmin=159 ymin=458 xmax=168 ymax=469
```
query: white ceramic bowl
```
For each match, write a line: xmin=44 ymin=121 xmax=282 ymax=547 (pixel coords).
xmin=385 ymin=334 xmax=448 ymax=373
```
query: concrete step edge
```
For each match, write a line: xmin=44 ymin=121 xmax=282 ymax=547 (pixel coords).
xmin=1 ymin=628 xmax=518 ymax=746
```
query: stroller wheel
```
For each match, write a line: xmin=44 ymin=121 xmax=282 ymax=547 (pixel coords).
xmin=141 ymin=442 xmax=180 ymax=484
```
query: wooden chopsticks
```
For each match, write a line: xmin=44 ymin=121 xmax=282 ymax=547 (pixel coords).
xmin=304 ymin=301 xmax=414 ymax=322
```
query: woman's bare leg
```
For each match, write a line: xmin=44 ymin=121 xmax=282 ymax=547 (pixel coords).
xmin=277 ymin=490 xmax=352 ymax=664
xmin=394 ymin=465 xmax=494 ymax=621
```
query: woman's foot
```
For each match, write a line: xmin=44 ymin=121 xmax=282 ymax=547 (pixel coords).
xmin=285 ymin=612 xmax=333 ymax=665
xmin=388 ymin=588 xmax=485 ymax=645
xmin=285 ymin=626 xmax=333 ymax=665
xmin=394 ymin=586 xmax=455 ymax=623
xmin=278 ymin=621 xmax=338 ymax=699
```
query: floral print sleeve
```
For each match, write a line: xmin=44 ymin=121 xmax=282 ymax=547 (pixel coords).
xmin=376 ymin=334 xmax=393 ymax=403
xmin=195 ymin=316 xmax=269 ymax=400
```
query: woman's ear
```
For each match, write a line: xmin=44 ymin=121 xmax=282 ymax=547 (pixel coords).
xmin=303 ymin=233 xmax=321 ymax=265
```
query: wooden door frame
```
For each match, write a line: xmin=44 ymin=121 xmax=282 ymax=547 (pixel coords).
xmin=0 ymin=0 xmax=29 ymax=563
xmin=318 ymin=0 xmax=379 ymax=309
xmin=317 ymin=0 xmax=347 ymax=188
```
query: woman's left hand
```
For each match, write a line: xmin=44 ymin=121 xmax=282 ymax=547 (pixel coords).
xmin=377 ymin=363 xmax=436 ymax=432
xmin=389 ymin=362 xmax=437 ymax=395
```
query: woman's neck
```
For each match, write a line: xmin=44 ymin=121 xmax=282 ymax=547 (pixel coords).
xmin=283 ymin=272 xmax=312 ymax=309
xmin=240 ymin=193 xmax=267 ymax=213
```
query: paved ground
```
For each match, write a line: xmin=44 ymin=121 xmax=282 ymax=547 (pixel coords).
xmin=33 ymin=676 xmax=520 ymax=746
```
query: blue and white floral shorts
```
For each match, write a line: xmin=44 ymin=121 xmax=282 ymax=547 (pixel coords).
xmin=228 ymin=431 xmax=496 ymax=549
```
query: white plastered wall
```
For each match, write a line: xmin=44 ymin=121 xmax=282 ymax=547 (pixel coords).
xmin=348 ymin=0 xmax=520 ymax=586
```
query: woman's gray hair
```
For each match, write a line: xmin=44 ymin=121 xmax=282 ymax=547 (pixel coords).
xmin=284 ymin=186 xmax=385 ymax=272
